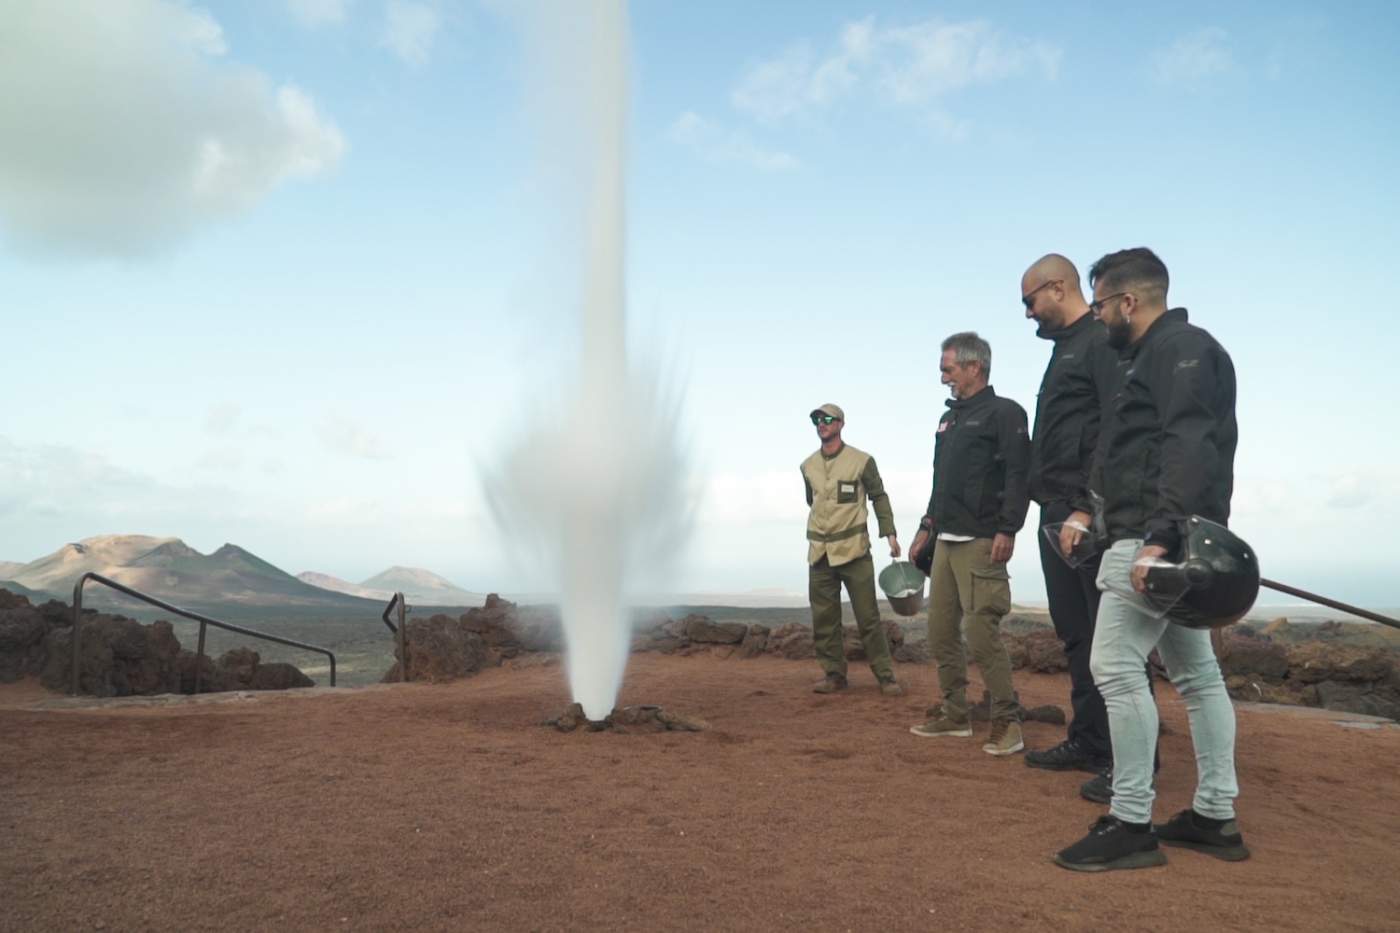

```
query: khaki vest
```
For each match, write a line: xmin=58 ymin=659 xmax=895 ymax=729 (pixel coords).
xmin=802 ymin=444 xmax=871 ymax=566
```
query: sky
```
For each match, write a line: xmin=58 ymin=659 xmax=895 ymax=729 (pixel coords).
xmin=3 ymin=0 xmax=1400 ymax=607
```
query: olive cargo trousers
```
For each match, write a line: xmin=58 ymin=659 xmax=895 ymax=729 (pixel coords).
xmin=926 ymin=537 xmax=1017 ymax=722
xmin=808 ymin=552 xmax=895 ymax=681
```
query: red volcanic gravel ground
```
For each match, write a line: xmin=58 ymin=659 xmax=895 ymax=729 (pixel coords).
xmin=3 ymin=655 xmax=1398 ymax=932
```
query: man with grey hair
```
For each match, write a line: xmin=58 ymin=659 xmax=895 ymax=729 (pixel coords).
xmin=908 ymin=332 xmax=1031 ymax=756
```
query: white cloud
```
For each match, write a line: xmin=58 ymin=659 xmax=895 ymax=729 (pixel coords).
xmin=0 ymin=436 xmax=232 ymax=530
xmin=668 ymin=112 xmax=799 ymax=172
xmin=731 ymin=44 xmax=819 ymax=122
xmin=0 ymin=0 xmax=346 ymax=258
xmin=204 ymin=402 xmax=243 ymax=435
xmin=317 ymin=416 xmax=392 ymax=460
xmin=731 ymin=16 xmax=1061 ymax=122
xmin=381 ymin=0 xmax=441 ymax=67
xmin=1153 ymin=27 xmax=1235 ymax=85
xmin=289 ymin=0 xmax=351 ymax=27
xmin=194 ymin=446 xmax=247 ymax=473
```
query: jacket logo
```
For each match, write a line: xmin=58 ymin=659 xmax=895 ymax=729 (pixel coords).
xmin=937 ymin=421 xmax=950 ymax=433
xmin=1176 ymin=358 xmax=1200 ymax=370
xmin=1061 ymin=353 xmax=1076 ymax=360
xmin=966 ymin=419 xmax=981 ymax=426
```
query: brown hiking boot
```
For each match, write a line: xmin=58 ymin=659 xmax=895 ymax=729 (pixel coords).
xmin=983 ymin=719 xmax=1025 ymax=756
xmin=909 ymin=713 xmax=972 ymax=738
xmin=812 ymin=673 xmax=848 ymax=694
xmin=878 ymin=679 xmax=906 ymax=697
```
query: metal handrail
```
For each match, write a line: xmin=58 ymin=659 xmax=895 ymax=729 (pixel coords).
xmin=71 ymin=572 xmax=337 ymax=695
xmin=381 ymin=591 xmax=408 ymax=683
xmin=1260 ymin=578 xmax=1400 ymax=631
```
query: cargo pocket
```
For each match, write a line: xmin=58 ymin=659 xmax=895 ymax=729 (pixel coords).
xmin=970 ymin=567 xmax=1011 ymax=616
xmin=836 ymin=480 xmax=858 ymax=504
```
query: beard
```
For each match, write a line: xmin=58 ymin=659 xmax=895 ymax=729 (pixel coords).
xmin=1106 ymin=316 xmax=1132 ymax=349
xmin=1033 ymin=310 xmax=1062 ymax=338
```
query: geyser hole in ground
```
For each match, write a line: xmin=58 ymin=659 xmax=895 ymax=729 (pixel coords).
xmin=543 ymin=703 xmax=707 ymax=734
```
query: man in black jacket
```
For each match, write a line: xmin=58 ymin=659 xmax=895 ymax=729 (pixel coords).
xmin=1019 ymin=254 xmax=1120 ymax=782
xmin=1055 ymin=248 xmax=1248 ymax=872
xmin=908 ymin=332 xmax=1031 ymax=757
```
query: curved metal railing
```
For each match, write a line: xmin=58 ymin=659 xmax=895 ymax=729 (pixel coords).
xmin=70 ymin=572 xmax=337 ymax=695
xmin=381 ymin=591 xmax=409 ymax=682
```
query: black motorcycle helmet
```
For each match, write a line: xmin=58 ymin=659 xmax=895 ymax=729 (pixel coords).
xmin=1143 ymin=516 xmax=1260 ymax=629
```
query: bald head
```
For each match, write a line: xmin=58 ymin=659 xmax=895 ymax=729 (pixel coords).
xmin=1020 ymin=253 xmax=1091 ymax=335
xmin=1022 ymin=253 xmax=1083 ymax=294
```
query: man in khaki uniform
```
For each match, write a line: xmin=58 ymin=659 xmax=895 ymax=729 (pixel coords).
xmin=801 ymin=403 xmax=905 ymax=697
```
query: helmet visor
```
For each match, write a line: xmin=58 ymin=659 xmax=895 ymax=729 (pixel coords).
xmin=1041 ymin=520 xmax=1100 ymax=569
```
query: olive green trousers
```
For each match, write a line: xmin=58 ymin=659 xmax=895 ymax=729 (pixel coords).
xmin=808 ymin=553 xmax=894 ymax=681
xmin=927 ymin=537 xmax=1016 ymax=721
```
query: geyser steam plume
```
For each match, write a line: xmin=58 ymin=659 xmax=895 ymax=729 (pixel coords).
xmin=484 ymin=0 xmax=690 ymax=720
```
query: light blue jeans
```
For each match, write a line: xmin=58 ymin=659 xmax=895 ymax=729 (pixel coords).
xmin=1090 ymin=539 xmax=1239 ymax=824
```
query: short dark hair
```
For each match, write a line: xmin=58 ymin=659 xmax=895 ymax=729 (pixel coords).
xmin=1088 ymin=248 xmax=1169 ymax=303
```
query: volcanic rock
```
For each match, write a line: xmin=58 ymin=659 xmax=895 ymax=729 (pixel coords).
xmin=1288 ymin=643 xmax=1394 ymax=685
xmin=953 ymin=690 xmax=1066 ymax=725
xmin=251 ymin=662 xmax=316 ymax=691
xmin=1314 ymin=682 xmax=1400 ymax=721
xmin=682 ymin=615 xmax=747 ymax=645
xmin=736 ymin=625 xmax=768 ymax=659
xmin=383 ymin=613 xmax=498 ymax=683
xmin=0 ymin=600 xmax=49 ymax=682
xmin=767 ymin=623 xmax=815 ymax=660
xmin=1218 ymin=635 xmax=1290 ymax=683
xmin=40 ymin=613 xmax=183 ymax=697
xmin=893 ymin=639 xmax=930 ymax=663
xmin=1005 ymin=629 xmax=1070 ymax=674
xmin=843 ymin=621 xmax=905 ymax=660
xmin=176 ymin=650 xmax=226 ymax=693
xmin=218 ymin=647 xmax=262 ymax=689
xmin=543 ymin=702 xmax=708 ymax=733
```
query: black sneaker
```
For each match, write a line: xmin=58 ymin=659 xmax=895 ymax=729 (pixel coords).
xmin=1025 ymin=740 xmax=1108 ymax=773
xmin=1053 ymin=815 xmax=1167 ymax=872
xmin=1080 ymin=767 xmax=1112 ymax=804
xmin=1154 ymin=809 xmax=1251 ymax=861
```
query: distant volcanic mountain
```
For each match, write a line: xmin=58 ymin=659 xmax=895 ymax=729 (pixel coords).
xmin=5 ymin=535 xmax=378 ymax=612
xmin=297 ymin=566 xmax=485 ymax=607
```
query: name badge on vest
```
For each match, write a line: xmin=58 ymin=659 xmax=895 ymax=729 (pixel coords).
xmin=837 ymin=481 xmax=858 ymax=503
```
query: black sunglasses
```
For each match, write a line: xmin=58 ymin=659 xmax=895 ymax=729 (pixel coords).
xmin=811 ymin=414 xmax=837 ymax=425
xmin=1021 ymin=279 xmax=1060 ymax=310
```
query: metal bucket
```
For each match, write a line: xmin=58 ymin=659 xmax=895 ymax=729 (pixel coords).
xmin=878 ymin=560 xmax=926 ymax=617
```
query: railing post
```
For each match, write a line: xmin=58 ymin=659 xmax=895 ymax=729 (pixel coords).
xmin=70 ymin=574 xmax=86 ymax=696
xmin=398 ymin=595 xmax=408 ymax=683
xmin=194 ymin=621 xmax=207 ymax=695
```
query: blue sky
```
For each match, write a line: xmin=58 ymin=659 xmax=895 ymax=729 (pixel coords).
xmin=3 ymin=0 xmax=1399 ymax=606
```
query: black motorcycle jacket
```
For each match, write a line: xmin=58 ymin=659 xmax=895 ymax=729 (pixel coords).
xmin=1091 ymin=308 xmax=1238 ymax=554
xmin=1030 ymin=312 xmax=1123 ymax=511
xmin=921 ymin=386 xmax=1031 ymax=539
